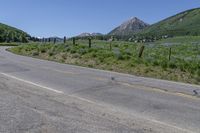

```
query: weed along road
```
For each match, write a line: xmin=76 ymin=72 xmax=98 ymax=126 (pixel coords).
xmin=0 ymin=46 xmax=200 ymax=133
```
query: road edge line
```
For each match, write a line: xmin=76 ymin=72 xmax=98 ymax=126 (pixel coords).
xmin=0 ymin=72 xmax=64 ymax=94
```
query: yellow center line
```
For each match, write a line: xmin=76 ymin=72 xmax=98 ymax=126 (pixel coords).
xmin=93 ymin=77 xmax=107 ymax=81
xmin=42 ymin=67 xmax=77 ymax=75
xmin=120 ymin=82 xmax=200 ymax=100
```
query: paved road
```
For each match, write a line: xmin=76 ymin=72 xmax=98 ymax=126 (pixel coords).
xmin=0 ymin=47 xmax=200 ymax=133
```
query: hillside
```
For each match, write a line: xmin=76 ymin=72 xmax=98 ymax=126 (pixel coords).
xmin=108 ymin=17 xmax=149 ymax=36
xmin=0 ymin=23 xmax=29 ymax=43
xmin=138 ymin=8 xmax=200 ymax=37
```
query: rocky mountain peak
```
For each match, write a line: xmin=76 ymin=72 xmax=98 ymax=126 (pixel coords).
xmin=108 ymin=17 xmax=149 ymax=36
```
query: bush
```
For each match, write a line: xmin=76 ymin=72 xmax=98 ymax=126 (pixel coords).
xmin=78 ymin=48 xmax=87 ymax=55
xmin=72 ymin=53 xmax=80 ymax=58
xmin=48 ymin=51 xmax=54 ymax=56
xmin=40 ymin=47 xmax=46 ymax=53
xmin=169 ymin=61 xmax=177 ymax=69
xmin=91 ymin=52 xmax=97 ymax=58
xmin=61 ymin=53 xmax=67 ymax=59
xmin=31 ymin=51 xmax=39 ymax=56
xmin=152 ymin=60 xmax=159 ymax=66
xmin=114 ymin=51 xmax=124 ymax=60
xmin=160 ymin=60 xmax=168 ymax=69
xmin=70 ymin=49 xmax=76 ymax=54
xmin=197 ymin=70 xmax=200 ymax=77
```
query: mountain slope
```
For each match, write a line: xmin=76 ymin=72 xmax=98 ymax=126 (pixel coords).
xmin=138 ymin=8 xmax=200 ymax=37
xmin=0 ymin=23 xmax=29 ymax=43
xmin=108 ymin=17 xmax=149 ymax=36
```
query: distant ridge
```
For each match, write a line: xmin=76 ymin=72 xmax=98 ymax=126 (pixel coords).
xmin=77 ymin=32 xmax=103 ymax=37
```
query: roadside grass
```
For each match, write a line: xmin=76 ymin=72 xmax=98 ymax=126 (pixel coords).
xmin=0 ymin=43 xmax=20 ymax=46
xmin=8 ymin=37 xmax=200 ymax=85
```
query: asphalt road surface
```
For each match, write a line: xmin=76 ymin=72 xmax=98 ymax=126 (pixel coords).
xmin=0 ymin=47 xmax=200 ymax=133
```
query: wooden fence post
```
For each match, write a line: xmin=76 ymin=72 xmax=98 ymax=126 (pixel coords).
xmin=88 ymin=38 xmax=92 ymax=48
xmin=64 ymin=36 xmax=66 ymax=44
xmin=73 ymin=38 xmax=75 ymax=45
xmin=169 ymin=47 xmax=172 ymax=61
xmin=138 ymin=45 xmax=145 ymax=58
xmin=54 ymin=38 xmax=56 ymax=44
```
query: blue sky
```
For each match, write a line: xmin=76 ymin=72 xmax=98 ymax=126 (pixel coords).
xmin=0 ymin=0 xmax=199 ymax=37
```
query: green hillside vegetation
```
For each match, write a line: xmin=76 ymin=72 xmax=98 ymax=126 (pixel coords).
xmin=0 ymin=23 xmax=29 ymax=43
xmin=9 ymin=36 xmax=200 ymax=84
xmin=137 ymin=8 xmax=200 ymax=38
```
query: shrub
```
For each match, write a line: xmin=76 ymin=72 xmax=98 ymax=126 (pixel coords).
xmin=61 ymin=53 xmax=67 ymax=59
xmin=115 ymin=52 xmax=124 ymax=60
xmin=79 ymin=48 xmax=87 ymax=55
xmin=197 ymin=69 xmax=200 ymax=77
xmin=48 ymin=51 xmax=54 ymax=56
xmin=91 ymin=52 xmax=97 ymax=58
xmin=59 ymin=59 xmax=65 ymax=63
xmin=70 ymin=48 xmax=76 ymax=54
xmin=152 ymin=60 xmax=159 ymax=66
xmin=31 ymin=51 xmax=39 ymax=56
xmin=169 ymin=61 xmax=177 ymax=69
xmin=72 ymin=53 xmax=80 ymax=58
xmin=40 ymin=47 xmax=46 ymax=53
xmin=160 ymin=60 xmax=168 ymax=69
xmin=97 ymin=56 xmax=105 ymax=62
xmin=114 ymin=44 xmax=119 ymax=47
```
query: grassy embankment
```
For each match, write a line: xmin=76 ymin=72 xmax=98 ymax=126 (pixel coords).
xmin=9 ymin=36 xmax=200 ymax=84
xmin=0 ymin=43 xmax=19 ymax=46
